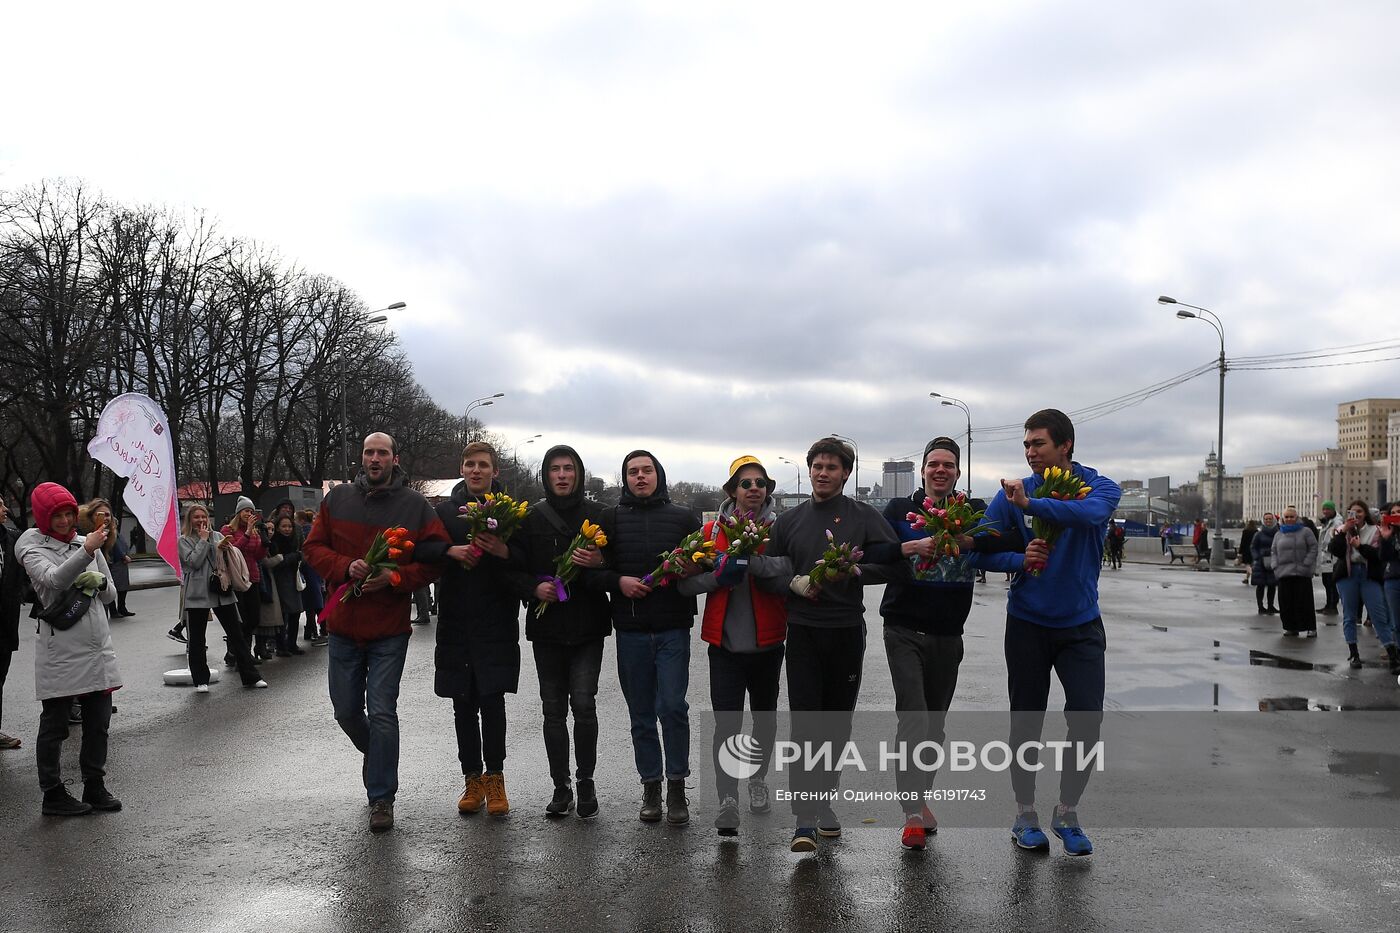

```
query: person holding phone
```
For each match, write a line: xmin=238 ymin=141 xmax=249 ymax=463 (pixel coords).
xmin=1328 ymin=500 xmax=1396 ymax=671
xmin=14 ymin=483 xmax=123 ymax=816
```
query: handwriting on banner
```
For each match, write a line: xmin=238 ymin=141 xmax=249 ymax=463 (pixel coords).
xmin=107 ymin=436 xmax=163 ymax=497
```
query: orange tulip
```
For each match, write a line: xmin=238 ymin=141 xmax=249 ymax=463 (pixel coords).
xmin=388 ymin=547 xmax=403 ymax=560
xmin=388 ymin=570 xmax=403 ymax=587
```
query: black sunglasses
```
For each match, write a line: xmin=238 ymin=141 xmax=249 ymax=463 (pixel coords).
xmin=738 ymin=478 xmax=768 ymax=490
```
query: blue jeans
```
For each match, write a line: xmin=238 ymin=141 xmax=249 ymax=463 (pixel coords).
xmin=615 ymin=628 xmax=691 ymax=782
xmin=328 ymin=633 xmax=410 ymax=803
xmin=1339 ymin=566 xmax=1395 ymax=646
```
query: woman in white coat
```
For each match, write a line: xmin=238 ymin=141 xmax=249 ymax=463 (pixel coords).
xmin=178 ymin=504 xmax=266 ymax=691
xmin=14 ymin=482 xmax=123 ymax=817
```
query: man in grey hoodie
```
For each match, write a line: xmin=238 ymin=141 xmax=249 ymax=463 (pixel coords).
xmin=679 ymin=456 xmax=790 ymax=837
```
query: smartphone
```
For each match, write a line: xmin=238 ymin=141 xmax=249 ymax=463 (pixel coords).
xmin=1382 ymin=514 xmax=1400 ymax=527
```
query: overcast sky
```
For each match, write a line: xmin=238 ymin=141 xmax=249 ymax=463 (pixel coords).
xmin=6 ymin=1 xmax=1398 ymax=493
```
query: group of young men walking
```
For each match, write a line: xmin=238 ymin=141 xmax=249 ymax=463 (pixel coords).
xmin=305 ymin=409 xmax=1120 ymax=858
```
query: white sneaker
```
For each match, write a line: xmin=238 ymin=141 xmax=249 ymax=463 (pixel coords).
xmin=195 ymin=684 xmax=210 ymax=694
xmin=254 ymin=680 xmax=269 ymax=689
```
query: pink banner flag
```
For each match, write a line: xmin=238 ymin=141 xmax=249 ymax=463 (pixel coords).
xmin=86 ymin=393 xmax=183 ymax=581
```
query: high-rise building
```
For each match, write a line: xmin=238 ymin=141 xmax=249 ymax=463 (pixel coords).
xmin=1337 ymin=398 xmax=1400 ymax=461
xmin=881 ymin=460 xmax=915 ymax=499
xmin=1243 ymin=448 xmax=1381 ymax=520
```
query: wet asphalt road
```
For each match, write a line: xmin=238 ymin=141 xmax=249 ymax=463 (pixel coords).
xmin=2 ymin=563 xmax=1399 ymax=932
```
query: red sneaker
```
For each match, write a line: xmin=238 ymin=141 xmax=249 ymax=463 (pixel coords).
xmin=901 ymin=814 xmax=927 ymax=850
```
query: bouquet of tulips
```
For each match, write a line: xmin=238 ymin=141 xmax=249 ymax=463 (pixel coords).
xmin=807 ymin=529 xmax=865 ymax=588
xmin=1025 ymin=465 xmax=1091 ymax=575
xmin=533 ymin=518 xmax=609 ymax=619
xmin=641 ymin=529 xmax=717 ymax=587
xmin=340 ymin=526 xmax=413 ymax=601
xmin=457 ymin=492 xmax=530 ymax=565
xmin=718 ymin=509 xmax=771 ymax=558
xmin=906 ymin=492 xmax=999 ymax=572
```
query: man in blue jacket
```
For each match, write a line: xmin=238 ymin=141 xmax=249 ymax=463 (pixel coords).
xmin=974 ymin=409 xmax=1120 ymax=857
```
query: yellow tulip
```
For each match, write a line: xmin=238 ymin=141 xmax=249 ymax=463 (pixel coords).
xmin=594 ymin=535 xmax=608 ymax=547
xmin=582 ymin=520 xmax=597 ymax=537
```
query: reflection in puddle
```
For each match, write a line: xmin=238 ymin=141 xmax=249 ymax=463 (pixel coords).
xmin=1248 ymin=650 xmax=1337 ymax=673
xmin=1328 ymin=751 xmax=1400 ymax=798
xmin=1258 ymin=696 xmax=1400 ymax=712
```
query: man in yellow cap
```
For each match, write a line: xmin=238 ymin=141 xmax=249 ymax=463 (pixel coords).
xmin=679 ymin=456 xmax=788 ymax=836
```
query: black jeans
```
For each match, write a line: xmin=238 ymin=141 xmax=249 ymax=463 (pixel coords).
xmin=785 ymin=622 xmax=865 ymax=821
xmin=0 ymin=650 xmax=11 ymax=728
xmin=1256 ymin=584 xmax=1277 ymax=610
xmin=1005 ymin=614 xmax=1105 ymax=808
xmin=533 ymin=639 xmax=604 ymax=787
xmin=1321 ymin=572 xmax=1339 ymax=611
xmin=884 ymin=625 xmax=964 ymax=812
xmin=709 ymin=643 xmax=784 ymax=801
xmin=187 ymin=605 xmax=262 ymax=686
xmin=234 ymin=587 xmax=260 ymax=652
xmin=37 ymin=691 xmax=112 ymax=790
xmin=454 ymin=692 xmax=508 ymax=774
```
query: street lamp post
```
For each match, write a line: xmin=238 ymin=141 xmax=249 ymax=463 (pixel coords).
xmin=464 ymin=392 xmax=505 ymax=441
xmin=930 ymin=392 xmax=973 ymax=497
xmin=830 ymin=433 xmax=860 ymax=497
xmin=778 ymin=456 xmax=802 ymax=494
xmin=512 ymin=434 xmax=542 ymax=472
xmin=1160 ymin=295 xmax=1227 ymax=570
xmin=341 ymin=303 xmax=404 ymax=483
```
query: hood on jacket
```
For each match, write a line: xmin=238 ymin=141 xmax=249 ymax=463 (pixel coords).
xmin=32 ymin=482 xmax=79 ymax=542
xmin=717 ymin=495 xmax=777 ymax=525
xmin=618 ymin=449 xmax=671 ymax=508
xmin=354 ymin=464 xmax=408 ymax=499
xmin=540 ymin=444 xmax=586 ymax=512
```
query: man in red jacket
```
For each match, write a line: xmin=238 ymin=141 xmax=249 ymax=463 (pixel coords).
xmin=304 ymin=432 xmax=448 ymax=833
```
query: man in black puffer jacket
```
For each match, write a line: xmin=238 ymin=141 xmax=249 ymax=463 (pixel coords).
xmin=504 ymin=444 xmax=612 ymax=819
xmin=596 ymin=450 xmax=701 ymax=825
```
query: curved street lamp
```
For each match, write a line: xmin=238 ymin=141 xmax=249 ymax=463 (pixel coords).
xmin=1160 ymin=295 xmax=1227 ymax=570
xmin=464 ymin=393 xmax=505 ymax=440
xmin=830 ymin=433 xmax=860 ymax=497
xmin=778 ymin=456 xmax=803 ymax=494
xmin=930 ymin=392 xmax=973 ymax=496
xmin=342 ymin=303 xmax=405 ymax=482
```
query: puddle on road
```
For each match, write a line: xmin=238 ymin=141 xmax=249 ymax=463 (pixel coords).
xmin=1258 ymin=696 xmax=1400 ymax=712
xmin=1328 ymin=751 xmax=1400 ymax=797
xmin=1248 ymin=650 xmax=1338 ymax=673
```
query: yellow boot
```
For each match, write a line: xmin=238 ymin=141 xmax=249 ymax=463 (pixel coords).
xmin=483 ymin=771 xmax=510 ymax=816
xmin=458 ymin=772 xmax=486 ymax=813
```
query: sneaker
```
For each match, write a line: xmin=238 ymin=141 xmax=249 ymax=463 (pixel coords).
xmin=546 ymin=784 xmax=575 ymax=817
xmin=312 ymin=635 xmax=329 ymax=647
xmin=665 ymin=778 xmax=690 ymax=824
xmin=42 ymin=784 xmax=93 ymax=817
xmin=1303 ymin=630 xmax=1317 ymax=638
xmin=1011 ymin=810 xmax=1050 ymax=850
xmin=576 ymin=779 xmax=599 ymax=820
xmin=1051 ymin=809 xmax=1093 ymax=856
xmin=167 ymin=627 xmax=187 ymax=644
xmin=816 ymin=804 xmax=841 ymax=838
xmin=747 ymin=778 xmax=771 ymax=814
xmin=369 ymin=799 xmax=394 ymax=833
xmin=250 ymin=680 xmax=269 ymax=689
xmin=411 ymin=615 xmax=429 ymax=626
xmin=288 ymin=644 xmax=306 ymax=656
xmin=68 ymin=701 xmax=83 ymax=724
xmin=0 ymin=732 xmax=21 ymax=749
xmin=195 ymin=684 xmax=210 ymax=694
xmin=715 ymin=796 xmax=740 ymax=836
xmin=900 ymin=814 xmax=927 ymax=850
xmin=304 ymin=625 xmax=317 ymax=642
xmin=790 ymin=827 xmax=818 ymax=853
xmin=459 ymin=773 xmax=486 ymax=813
xmin=639 ymin=780 xmax=663 ymax=822
xmin=82 ymin=780 xmax=123 ymax=812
